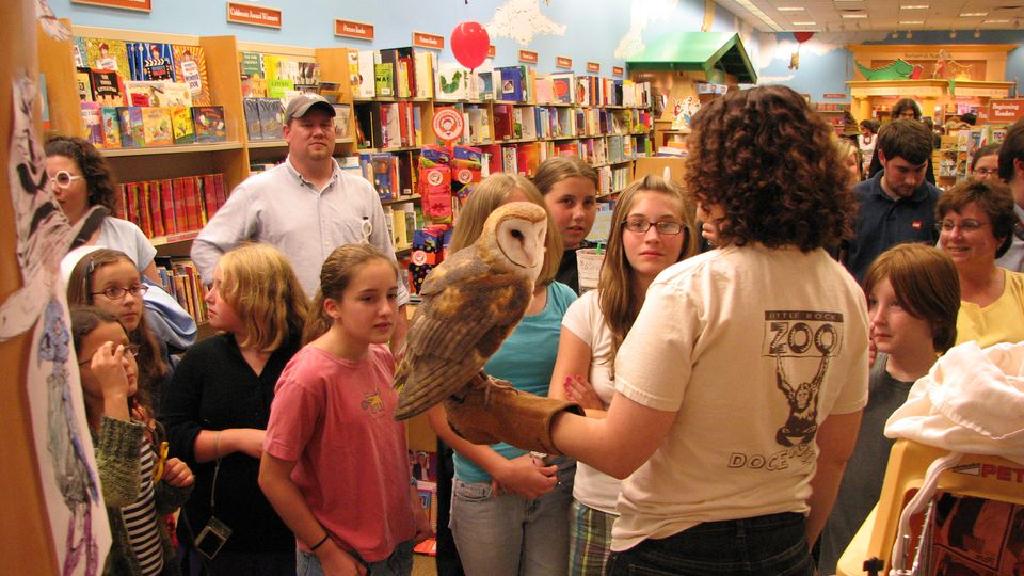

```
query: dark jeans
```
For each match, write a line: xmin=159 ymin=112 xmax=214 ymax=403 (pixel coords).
xmin=607 ymin=512 xmax=814 ymax=576
xmin=435 ymin=439 xmax=465 ymax=576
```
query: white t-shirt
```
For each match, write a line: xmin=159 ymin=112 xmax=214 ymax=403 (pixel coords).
xmin=561 ymin=290 xmax=621 ymax=514
xmin=611 ymin=243 xmax=869 ymax=551
xmin=97 ymin=217 xmax=157 ymax=272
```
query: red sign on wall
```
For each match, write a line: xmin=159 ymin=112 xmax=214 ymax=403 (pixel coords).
xmin=335 ymin=19 xmax=373 ymax=40
xmin=71 ymin=0 xmax=151 ymax=12
xmin=587 ymin=62 xmax=600 ymax=73
xmin=988 ymin=98 xmax=1024 ymax=123
xmin=518 ymin=49 xmax=539 ymax=64
xmin=226 ymin=2 xmax=282 ymax=29
xmin=556 ymin=56 xmax=573 ymax=69
xmin=413 ymin=31 xmax=445 ymax=50
xmin=612 ymin=66 xmax=624 ymax=76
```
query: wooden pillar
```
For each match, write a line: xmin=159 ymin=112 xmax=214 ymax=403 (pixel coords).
xmin=853 ymin=96 xmax=871 ymax=122
xmin=0 ymin=0 xmax=61 ymax=573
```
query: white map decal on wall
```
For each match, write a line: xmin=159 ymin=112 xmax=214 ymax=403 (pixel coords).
xmin=486 ymin=0 xmax=566 ymax=46
xmin=613 ymin=0 xmax=679 ymax=59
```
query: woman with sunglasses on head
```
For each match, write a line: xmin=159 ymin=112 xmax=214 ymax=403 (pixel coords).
xmin=548 ymin=175 xmax=698 ymax=575
xmin=48 ymin=136 xmax=196 ymax=358
xmin=936 ymin=178 xmax=1024 ymax=348
xmin=70 ymin=305 xmax=194 ymax=576
xmin=68 ymin=249 xmax=170 ymax=412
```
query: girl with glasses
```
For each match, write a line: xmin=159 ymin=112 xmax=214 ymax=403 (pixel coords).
xmin=70 ymin=306 xmax=194 ymax=576
xmin=68 ymin=249 xmax=170 ymax=413
xmin=48 ymin=136 xmax=197 ymax=360
xmin=936 ymin=178 xmax=1024 ymax=347
xmin=547 ymin=175 xmax=698 ymax=575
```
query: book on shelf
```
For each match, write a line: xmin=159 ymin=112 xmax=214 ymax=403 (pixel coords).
xmin=170 ymin=106 xmax=196 ymax=144
xmin=80 ymin=101 xmax=102 ymax=145
xmin=90 ymin=68 xmax=126 ymax=108
xmin=76 ymin=67 xmax=94 ymax=101
xmin=83 ymin=38 xmax=131 ymax=77
xmin=155 ymin=258 xmax=208 ymax=323
xmin=434 ymin=62 xmax=468 ymax=100
xmin=142 ymin=107 xmax=174 ymax=146
xmin=116 ymin=106 xmax=145 ymax=147
xmin=374 ymin=60 xmax=395 ymax=98
xmin=359 ymin=153 xmax=400 ymax=201
xmin=172 ymin=45 xmax=211 ymax=106
xmin=99 ymin=108 xmax=121 ymax=148
xmin=496 ymin=65 xmax=527 ymax=102
xmin=414 ymin=52 xmax=435 ymax=99
xmin=549 ymin=73 xmax=575 ymax=104
xmin=118 ymin=173 xmax=226 ymax=239
xmin=243 ymin=98 xmax=262 ymax=140
xmin=352 ymin=50 xmax=376 ymax=99
xmin=333 ymin=103 xmax=352 ymax=140
xmin=257 ymin=98 xmax=286 ymax=140
xmin=192 ymin=106 xmax=226 ymax=143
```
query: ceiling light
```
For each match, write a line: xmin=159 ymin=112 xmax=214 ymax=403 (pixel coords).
xmin=984 ymin=18 xmax=1010 ymax=23
xmin=842 ymin=13 xmax=868 ymax=18
xmin=901 ymin=4 xmax=929 ymax=9
xmin=777 ymin=6 xmax=805 ymax=11
xmin=899 ymin=20 xmax=924 ymax=24
xmin=960 ymin=12 xmax=988 ymax=17
xmin=792 ymin=21 xmax=816 ymax=25
xmin=733 ymin=0 xmax=785 ymax=31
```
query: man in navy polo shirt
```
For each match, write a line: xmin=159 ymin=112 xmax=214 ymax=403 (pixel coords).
xmin=843 ymin=119 xmax=941 ymax=282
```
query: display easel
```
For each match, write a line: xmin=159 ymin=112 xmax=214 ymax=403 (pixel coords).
xmin=837 ymin=440 xmax=1024 ymax=575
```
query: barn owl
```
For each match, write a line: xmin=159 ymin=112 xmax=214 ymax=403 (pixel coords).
xmin=395 ymin=202 xmax=548 ymax=419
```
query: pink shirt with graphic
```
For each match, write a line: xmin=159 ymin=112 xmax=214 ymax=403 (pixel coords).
xmin=264 ymin=344 xmax=414 ymax=562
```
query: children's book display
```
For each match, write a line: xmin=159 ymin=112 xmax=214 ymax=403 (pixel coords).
xmin=76 ymin=35 xmax=221 ymax=148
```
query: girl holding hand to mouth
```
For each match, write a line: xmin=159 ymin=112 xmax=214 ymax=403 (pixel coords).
xmin=817 ymin=243 xmax=959 ymax=575
xmin=936 ymin=179 xmax=1024 ymax=348
xmin=548 ymin=175 xmax=698 ymax=575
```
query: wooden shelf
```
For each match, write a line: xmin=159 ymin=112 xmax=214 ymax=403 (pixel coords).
xmin=151 ymin=230 xmax=200 ymax=247
xmin=101 ymin=142 xmax=243 ymax=157
xmin=248 ymin=137 xmax=354 ymax=149
xmin=382 ymin=194 xmax=420 ymax=206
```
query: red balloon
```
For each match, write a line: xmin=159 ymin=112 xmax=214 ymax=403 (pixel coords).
xmin=451 ymin=21 xmax=491 ymax=70
xmin=793 ymin=32 xmax=814 ymax=44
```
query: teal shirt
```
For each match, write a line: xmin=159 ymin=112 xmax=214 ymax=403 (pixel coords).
xmin=453 ymin=282 xmax=577 ymax=483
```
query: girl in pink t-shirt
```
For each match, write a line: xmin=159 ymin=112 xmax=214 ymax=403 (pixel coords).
xmin=259 ymin=244 xmax=432 ymax=576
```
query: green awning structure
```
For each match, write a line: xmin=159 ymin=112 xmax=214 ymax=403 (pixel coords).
xmin=626 ymin=32 xmax=756 ymax=84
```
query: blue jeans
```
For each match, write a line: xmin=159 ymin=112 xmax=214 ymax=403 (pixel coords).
xmin=450 ymin=478 xmax=571 ymax=576
xmin=296 ymin=541 xmax=413 ymax=576
xmin=607 ymin=512 xmax=814 ymax=576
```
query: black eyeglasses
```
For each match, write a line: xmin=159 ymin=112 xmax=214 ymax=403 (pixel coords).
xmin=623 ymin=219 xmax=685 ymax=236
xmin=78 ymin=344 xmax=141 ymax=367
xmin=974 ymin=168 xmax=998 ymax=176
xmin=92 ymin=284 xmax=148 ymax=301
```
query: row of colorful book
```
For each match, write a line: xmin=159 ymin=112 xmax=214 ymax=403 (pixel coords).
xmin=939 ymin=126 xmax=1008 ymax=180
xmin=382 ymin=202 xmax=421 ymax=251
xmin=354 ymin=101 xmax=423 ymax=149
xmin=115 ymin=173 xmax=227 ymax=239
xmin=82 ymin=103 xmax=226 ymax=148
xmin=240 ymin=51 xmax=322 ymax=99
xmin=348 ymin=47 xmax=650 ymax=109
xmin=597 ymin=165 xmax=631 ymax=196
xmin=74 ymin=36 xmax=211 ymax=106
xmin=155 ymin=258 xmax=209 ymax=324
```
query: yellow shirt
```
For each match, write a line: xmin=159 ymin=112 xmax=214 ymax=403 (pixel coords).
xmin=956 ymin=269 xmax=1024 ymax=348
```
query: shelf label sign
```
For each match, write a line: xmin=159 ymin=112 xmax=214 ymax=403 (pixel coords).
xmin=556 ymin=56 xmax=573 ymax=69
xmin=988 ymin=98 xmax=1024 ymax=123
xmin=612 ymin=66 xmax=624 ymax=77
xmin=587 ymin=62 xmax=600 ymax=73
xmin=226 ymin=2 xmax=282 ymax=29
xmin=487 ymin=45 xmax=496 ymax=59
xmin=518 ymin=49 xmax=539 ymax=65
xmin=822 ymin=93 xmax=847 ymax=99
xmin=432 ymin=107 xmax=465 ymax=144
xmin=71 ymin=0 xmax=151 ymax=12
xmin=413 ymin=31 xmax=445 ymax=50
xmin=335 ymin=19 xmax=373 ymax=40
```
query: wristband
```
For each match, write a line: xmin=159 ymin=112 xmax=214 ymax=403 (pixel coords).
xmin=310 ymin=533 xmax=330 ymax=551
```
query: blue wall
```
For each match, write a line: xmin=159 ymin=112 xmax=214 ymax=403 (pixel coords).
xmin=754 ymin=29 xmax=1023 ymax=102
xmin=50 ymin=0 xmax=757 ymax=77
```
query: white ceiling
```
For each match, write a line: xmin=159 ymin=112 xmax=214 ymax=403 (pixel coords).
xmin=716 ymin=0 xmax=1024 ymax=32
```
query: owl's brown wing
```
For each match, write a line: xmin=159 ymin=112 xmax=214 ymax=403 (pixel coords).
xmin=395 ymin=246 xmax=532 ymax=420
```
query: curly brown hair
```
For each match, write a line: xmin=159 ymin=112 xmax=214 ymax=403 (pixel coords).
xmin=684 ymin=85 xmax=855 ymax=252
xmin=45 ymin=135 xmax=119 ymax=213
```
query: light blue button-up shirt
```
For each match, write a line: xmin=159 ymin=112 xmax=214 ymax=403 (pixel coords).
xmin=192 ymin=157 xmax=411 ymax=304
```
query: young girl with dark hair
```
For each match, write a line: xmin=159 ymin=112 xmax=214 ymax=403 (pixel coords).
xmin=259 ymin=244 xmax=431 ymax=576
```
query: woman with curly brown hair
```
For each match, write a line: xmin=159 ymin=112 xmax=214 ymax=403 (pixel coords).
xmin=445 ymin=85 xmax=871 ymax=576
